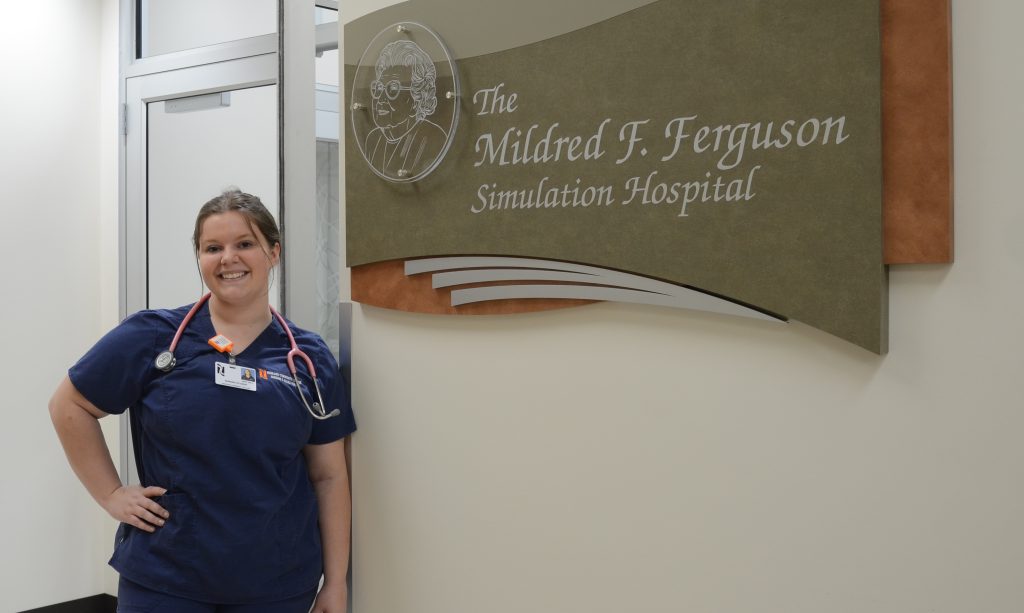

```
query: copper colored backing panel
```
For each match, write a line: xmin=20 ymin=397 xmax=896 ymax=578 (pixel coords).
xmin=882 ymin=0 xmax=953 ymax=264
xmin=351 ymin=0 xmax=953 ymax=314
xmin=351 ymin=260 xmax=594 ymax=315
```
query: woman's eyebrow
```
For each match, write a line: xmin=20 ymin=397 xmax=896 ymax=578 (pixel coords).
xmin=202 ymin=233 xmax=255 ymax=245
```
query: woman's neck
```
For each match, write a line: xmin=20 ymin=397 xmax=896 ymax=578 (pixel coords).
xmin=207 ymin=295 xmax=272 ymax=331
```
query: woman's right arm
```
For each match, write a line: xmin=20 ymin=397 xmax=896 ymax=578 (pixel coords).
xmin=49 ymin=376 xmax=170 ymax=532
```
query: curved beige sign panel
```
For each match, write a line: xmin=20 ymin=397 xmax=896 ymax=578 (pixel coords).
xmin=346 ymin=0 xmax=888 ymax=354
xmin=343 ymin=0 xmax=661 ymax=62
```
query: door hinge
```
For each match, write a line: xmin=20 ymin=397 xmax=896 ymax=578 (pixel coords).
xmin=121 ymin=103 xmax=128 ymax=136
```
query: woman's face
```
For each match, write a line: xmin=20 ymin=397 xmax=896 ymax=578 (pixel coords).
xmin=196 ymin=211 xmax=279 ymax=307
xmin=371 ymin=65 xmax=417 ymax=138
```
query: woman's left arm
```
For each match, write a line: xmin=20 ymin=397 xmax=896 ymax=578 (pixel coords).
xmin=305 ymin=438 xmax=351 ymax=613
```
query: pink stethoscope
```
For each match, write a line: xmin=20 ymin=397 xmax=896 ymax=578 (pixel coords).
xmin=153 ymin=293 xmax=340 ymax=420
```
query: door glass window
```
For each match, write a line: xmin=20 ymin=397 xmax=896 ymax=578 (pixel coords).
xmin=315 ymin=7 xmax=339 ymax=25
xmin=147 ymin=85 xmax=279 ymax=310
xmin=139 ymin=0 xmax=276 ymax=58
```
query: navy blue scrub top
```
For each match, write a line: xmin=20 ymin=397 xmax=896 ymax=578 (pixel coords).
xmin=68 ymin=302 xmax=356 ymax=604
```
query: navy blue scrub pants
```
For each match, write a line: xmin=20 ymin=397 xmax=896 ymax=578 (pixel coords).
xmin=117 ymin=577 xmax=318 ymax=613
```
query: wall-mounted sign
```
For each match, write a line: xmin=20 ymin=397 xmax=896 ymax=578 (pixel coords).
xmin=346 ymin=0 xmax=892 ymax=353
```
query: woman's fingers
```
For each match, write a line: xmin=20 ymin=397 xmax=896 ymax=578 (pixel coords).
xmin=142 ymin=485 xmax=168 ymax=498
xmin=132 ymin=486 xmax=170 ymax=527
xmin=140 ymin=496 xmax=170 ymax=520
xmin=135 ymin=505 xmax=167 ymax=528
xmin=104 ymin=485 xmax=172 ymax=529
xmin=128 ymin=514 xmax=157 ymax=532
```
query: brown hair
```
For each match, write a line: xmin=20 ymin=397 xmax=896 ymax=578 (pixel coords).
xmin=192 ymin=189 xmax=281 ymax=255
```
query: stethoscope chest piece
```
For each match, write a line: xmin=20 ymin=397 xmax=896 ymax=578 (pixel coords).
xmin=155 ymin=351 xmax=177 ymax=372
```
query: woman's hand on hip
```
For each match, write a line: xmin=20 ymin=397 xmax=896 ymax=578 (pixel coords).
xmin=102 ymin=485 xmax=170 ymax=532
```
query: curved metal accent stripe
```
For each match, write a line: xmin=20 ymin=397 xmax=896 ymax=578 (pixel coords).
xmin=431 ymin=269 xmax=604 ymax=289
xmin=406 ymin=256 xmax=588 ymax=275
xmin=406 ymin=256 xmax=782 ymax=322
xmin=450 ymin=285 xmax=777 ymax=321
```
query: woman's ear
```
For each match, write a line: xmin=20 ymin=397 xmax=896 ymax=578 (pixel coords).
xmin=270 ymin=242 xmax=281 ymax=266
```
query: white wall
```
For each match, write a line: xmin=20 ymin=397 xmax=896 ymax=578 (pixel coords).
xmin=0 ymin=0 xmax=121 ymax=609
xmin=345 ymin=2 xmax=1024 ymax=612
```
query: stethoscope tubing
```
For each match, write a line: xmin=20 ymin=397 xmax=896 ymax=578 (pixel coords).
xmin=167 ymin=293 xmax=212 ymax=355
xmin=269 ymin=305 xmax=340 ymax=420
xmin=155 ymin=293 xmax=339 ymax=420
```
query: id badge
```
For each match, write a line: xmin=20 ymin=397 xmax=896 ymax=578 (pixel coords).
xmin=214 ymin=362 xmax=257 ymax=391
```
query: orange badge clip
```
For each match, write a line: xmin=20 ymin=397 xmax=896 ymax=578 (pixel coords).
xmin=207 ymin=334 xmax=235 ymax=354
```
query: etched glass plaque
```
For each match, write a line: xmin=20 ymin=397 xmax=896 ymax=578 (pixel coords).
xmin=349 ymin=22 xmax=460 ymax=183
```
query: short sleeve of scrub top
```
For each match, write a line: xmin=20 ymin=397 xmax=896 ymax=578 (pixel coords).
xmin=66 ymin=304 xmax=357 ymax=604
xmin=68 ymin=310 xmax=166 ymax=415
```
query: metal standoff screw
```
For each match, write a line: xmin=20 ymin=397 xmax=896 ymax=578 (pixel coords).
xmin=351 ymin=102 xmax=365 ymax=111
xmin=446 ymin=91 xmax=456 ymax=100
xmin=397 ymin=169 xmax=409 ymax=177
xmin=396 ymin=25 xmax=409 ymax=33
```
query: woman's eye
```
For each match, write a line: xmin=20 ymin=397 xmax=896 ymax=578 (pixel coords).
xmin=205 ymin=245 xmax=221 ymax=253
xmin=239 ymin=241 xmax=254 ymax=249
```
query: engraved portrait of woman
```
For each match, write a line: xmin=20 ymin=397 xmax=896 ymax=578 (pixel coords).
xmin=364 ymin=40 xmax=448 ymax=179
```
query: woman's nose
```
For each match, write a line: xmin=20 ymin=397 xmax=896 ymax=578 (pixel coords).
xmin=220 ymin=247 xmax=238 ymax=263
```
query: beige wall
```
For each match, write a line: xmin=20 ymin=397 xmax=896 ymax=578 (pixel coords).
xmin=0 ymin=0 xmax=120 ymax=609
xmin=345 ymin=2 xmax=1024 ymax=612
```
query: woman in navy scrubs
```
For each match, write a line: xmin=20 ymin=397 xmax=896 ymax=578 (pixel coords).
xmin=50 ymin=190 xmax=356 ymax=612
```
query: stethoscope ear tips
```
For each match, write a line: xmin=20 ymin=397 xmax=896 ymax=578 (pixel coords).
xmin=155 ymin=351 xmax=177 ymax=372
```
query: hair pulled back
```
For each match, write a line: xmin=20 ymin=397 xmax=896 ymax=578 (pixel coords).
xmin=192 ymin=189 xmax=281 ymax=254
xmin=376 ymin=40 xmax=438 ymax=120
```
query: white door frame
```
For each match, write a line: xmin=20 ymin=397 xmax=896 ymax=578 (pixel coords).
xmin=281 ymin=0 xmax=319 ymax=329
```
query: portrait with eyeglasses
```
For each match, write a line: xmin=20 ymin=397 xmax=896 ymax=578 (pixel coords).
xmin=364 ymin=40 xmax=448 ymax=180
